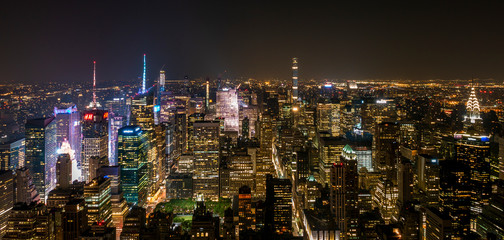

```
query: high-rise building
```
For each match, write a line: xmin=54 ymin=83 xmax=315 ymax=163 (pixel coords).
xmin=120 ymin=206 xmax=146 ymax=239
xmin=238 ymin=185 xmax=254 ymax=233
xmin=475 ymin=194 xmax=504 ymax=239
xmin=318 ymin=137 xmax=346 ymax=185
xmin=227 ymin=152 xmax=255 ymax=198
xmin=216 ymin=88 xmax=239 ymax=132
xmin=0 ymin=138 xmax=25 ymax=171
xmin=56 ymin=153 xmax=72 ymax=189
xmin=256 ymin=114 xmax=275 ymax=198
xmin=317 ymin=101 xmax=341 ymax=137
xmin=192 ymin=121 xmax=220 ymax=200
xmin=54 ymin=105 xmax=81 ymax=168
xmin=82 ymin=109 xmax=109 ymax=182
xmin=3 ymin=203 xmax=54 ymax=240
xmin=425 ymin=207 xmax=453 ymax=240
xmin=117 ymin=126 xmax=149 ymax=206
xmin=418 ymin=154 xmax=440 ymax=206
xmin=14 ymin=167 xmax=40 ymax=204
xmin=130 ymin=94 xmax=159 ymax=196
xmin=84 ymin=176 xmax=112 ymax=227
xmin=266 ymin=175 xmax=292 ymax=235
xmin=292 ymin=57 xmax=298 ymax=102
xmin=0 ymin=170 xmax=14 ymax=237
xmin=464 ymin=86 xmax=482 ymax=123
xmin=25 ymin=117 xmax=57 ymax=202
xmin=97 ymin=166 xmax=129 ymax=237
xmin=454 ymin=134 xmax=491 ymax=231
xmin=330 ymin=158 xmax=359 ymax=239
xmin=109 ymin=115 xmax=125 ymax=166
xmin=63 ymin=199 xmax=88 ymax=240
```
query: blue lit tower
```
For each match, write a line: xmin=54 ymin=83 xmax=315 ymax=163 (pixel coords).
xmin=142 ymin=54 xmax=147 ymax=94
xmin=292 ymin=57 xmax=299 ymax=102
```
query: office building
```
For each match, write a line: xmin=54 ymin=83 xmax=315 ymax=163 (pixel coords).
xmin=14 ymin=167 xmax=40 ymax=204
xmin=0 ymin=170 xmax=14 ymax=237
xmin=82 ymin=109 xmax=109 ymax=182
xmin=54 ymin=105 xmax=81 ymax=169
xmin=117 ymin=126 xmax=148 ymax=206
xmin=266 ymin=175 xmax=292 ymax=235
xmin=56 ymin=153 xmax=72 ymax=189
xmin=84 ymin=176 xmax=112 ymax=227
xmin=63 ymin=199 xmax=88 ymax=239
xmin=216 ymin=88 xmax=239 ymax=132
xmin=25 ymin=117 xmax=57 ymax=202
xmin=192 ymin=121 xmax=220 ymax=200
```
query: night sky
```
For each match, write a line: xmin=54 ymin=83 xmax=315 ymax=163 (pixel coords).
xmin=1 ymin=1 xmax=504 ymax=84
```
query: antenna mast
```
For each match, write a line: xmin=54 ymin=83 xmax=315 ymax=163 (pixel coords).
xmin=93 ymin=60 xmax=97 ymax=108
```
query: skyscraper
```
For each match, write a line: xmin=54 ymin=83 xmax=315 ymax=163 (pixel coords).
xmin=464 ymin=86 xmax=481 ymax=123
xmin=82 ymin=109 xmax=109 ymax=182
xmin=238 ymin=185 xmax=255 ymax=233
xmin=14 ymin=167 xmax=40 ymax=204
xmin=108 ymin=115 xmax=125 ymax=166
xmin=266 ymin=175 xmax=292 ymax=235
xmin=56 ymin=153 xmax=72 ymax=189
xmin=216 ymin=88 xmax=239 ymax=133
xmin=54 ymin=105 xmax=81 ymax=168
xmin=192 ymin=121 xmax=220 ymax=200
xmin=84 ymin=176 xmax=112 ymax=227
xmin=0 ymin=170 xmax=14 ymax=238
xmin=292 ymin=57 xmax=298 ymax=102
xmin=25 ymin=117 xmax=57 ymax=202
xmin=117 ymin=126 xmax=148 ymax=206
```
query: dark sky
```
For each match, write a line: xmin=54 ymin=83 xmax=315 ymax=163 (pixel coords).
xmin=1 ymin=1 xmax=504 ymax=84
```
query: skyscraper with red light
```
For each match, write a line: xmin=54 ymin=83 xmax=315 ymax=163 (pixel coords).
xmin=82 ymin=109 xmax=109 ymax=182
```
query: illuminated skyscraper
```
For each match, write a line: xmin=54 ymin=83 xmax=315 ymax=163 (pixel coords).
xmin=82 ymin=109 xmax=109 ymax=182
xmin=317 ymin=101 xmax=341 ymax=137
xmin=25 ymin=117 xmax=57 ymax=202
xmin=330 ymin=158 xmax=359 ymax=239
xmin=238 ymin=185 xmax=255 ymax=233
xmin=216 ymin=88 xmax=239 ymax=132
xmin=318 ymin=137 xmax=346 ymax=185
xmin=84 ymin=176 xmax=112 ymax=227
xmin=0 ymin=170 xmax=13 ymax=238
xmin=266 ymin=175 xmax=292 ymax=235
xmin=464 ymin=86 xmax=481 ymax=123
xmin=54 ymin=105 xmax=81 ymax=168
xmin=192 ymin=121 xmax=220 ymax=200
xmin=292 ymin=57 xmax=298 ymax=102
xmin=130 ymin=94 xmax=159 ymax=195
xmin=108 ymin=116 xmax=125 ymax=166
xmin=256 ymin=114 xmax=275 ymax=198
xmin=117 ymin=126 xmax=148 ymax=206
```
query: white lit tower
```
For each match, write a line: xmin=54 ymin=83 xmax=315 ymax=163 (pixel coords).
xmin=464 ymin=85 xmax=482 ymax=124
xmin=292 ymin=57 xmax=299 ymax=103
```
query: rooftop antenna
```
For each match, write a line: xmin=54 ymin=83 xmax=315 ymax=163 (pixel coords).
xmin=92 ymin=60 xmax=97 ymax=108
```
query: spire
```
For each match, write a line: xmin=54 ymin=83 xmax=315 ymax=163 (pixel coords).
xmin=142 ymin=54 xmax=146 ymax=94
xmin=87 ymin=60 xmax=101 ymax=109
xmin=465 ymin=85 xmax=481 ymax=123
xmin=92 ymin=60 xmax=97 ymax=107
